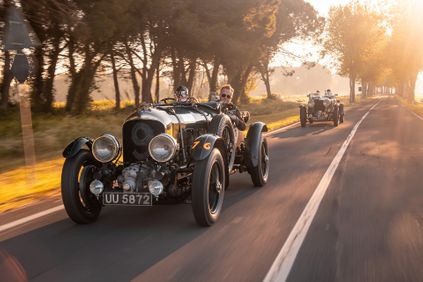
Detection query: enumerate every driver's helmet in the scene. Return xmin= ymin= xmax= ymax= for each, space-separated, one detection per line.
xmin=175 ymin=85 xmax=189 ymax=102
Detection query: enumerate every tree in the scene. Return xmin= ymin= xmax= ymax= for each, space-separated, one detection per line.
xmin=65 ymin=0 xmax=135 ymax=113
xmin=0 ymin=0 xmax=14 ymax=110
xmin=324 ymin=2 xmax=387 ymax=103
xmin=388 ymin=0 xmax=423 ymax=101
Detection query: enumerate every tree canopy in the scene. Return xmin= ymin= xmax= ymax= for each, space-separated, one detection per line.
xmin=0 ymin=0 xmax=323 ymax=113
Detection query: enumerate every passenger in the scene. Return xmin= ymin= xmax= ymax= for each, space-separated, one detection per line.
xmin=325 ymin=89 xmax=333 ymax=96
xmin=219 ymin=84 xmax=247 ymax=131
xmin=175 ymin=85 xmax=190 ymax=103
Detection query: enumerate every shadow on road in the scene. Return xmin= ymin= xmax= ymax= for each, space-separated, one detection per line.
xmin=0 ymin=175 xmax=261 ymax=281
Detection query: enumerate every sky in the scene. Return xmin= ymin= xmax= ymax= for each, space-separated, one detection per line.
xmin=305 ymin=0 xmax=352 ymax=15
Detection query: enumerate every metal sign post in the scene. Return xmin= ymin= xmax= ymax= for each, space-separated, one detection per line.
xmin=4 ymin=6 xmax=39 ymax=176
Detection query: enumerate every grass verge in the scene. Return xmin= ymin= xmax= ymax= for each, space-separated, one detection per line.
xmin=397 ymin=96 xmax=423 ymax=117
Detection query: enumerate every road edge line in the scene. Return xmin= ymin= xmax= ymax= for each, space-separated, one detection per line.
xmin=263 ymin=100 xmax=382 ymax=282
xmin=0 ymin=205 xmax=64 ymax=233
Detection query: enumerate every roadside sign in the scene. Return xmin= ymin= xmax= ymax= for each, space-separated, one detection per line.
xmin=11 ymin=51 xmax=30 ymax=83
xmin=4 ymin=6 xmax=39 ymax=50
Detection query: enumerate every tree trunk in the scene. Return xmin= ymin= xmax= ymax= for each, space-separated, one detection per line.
xmin=261 ymin=70 xmax=272 ymax=99
xmin=0 ymin=50 xmax=13 ymax=109
xmin=73 ymin=61 xmax=101 ymax=114
xmin=349 ymin=74 xmax=356 ymax=103
xmin=228 ymin=65 xmax=252 ymax=105
xmin=66 ymin=49 xmax=103 ymax=113
xmin=368 ymin=82 xmax=375 ymax=97
xmin=141 ymin=52 xmax=161 ymax=104
xmin=170 ymin=47 xmax=180 ymax=88
xmin=43 ymin=37 xmax=61 ymax=112
xmin=155 ymin=64 xmax=160 ymax=102
xmin=186 ymin=58 xmax=197 ymax=94
xmin=209 ymin=60 xmax=220 ymax=100
xmin=259 ymin=61 xmax=272 ymax=99
xmin=110 ymin=50 xmax=121 ymax=110
xmin=361 ymin=79 xmax=368 ymax=98
xmin=68 ymin=34 xmax=77 ymax=80
xmin=409 ymin=72 xmax=418 ymax=102
xmin=229 ymin=69 xmax=242 ymax=104
xmin=240 ymin=65 xmax=252 ymax=104
xmin=65 ymin=36 xmax=77 ymax=112
xmin=31 ymin=45 xmax=45 ymax=111
xmin=125 ymin=42 xmax=140 ymax=107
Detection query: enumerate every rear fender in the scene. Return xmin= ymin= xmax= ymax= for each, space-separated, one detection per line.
xmin=62 ymin=137 xmax=93 ymax=158
xmin=246 ymin=122 xmax=268 ymax=168
xmin=191 ymin=134 xmax=225 ymax=162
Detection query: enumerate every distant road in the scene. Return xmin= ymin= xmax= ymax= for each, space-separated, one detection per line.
xmin=1 ymin=97 xmax=422 ymax=282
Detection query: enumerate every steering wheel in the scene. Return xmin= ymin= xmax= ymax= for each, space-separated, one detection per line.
xmin=160 ymin=97 xmax=176 ymax=104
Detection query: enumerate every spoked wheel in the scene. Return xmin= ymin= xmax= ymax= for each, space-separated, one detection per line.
xmin=339 ymin=104 xmax=344 ymax=123
xmin=333 ymin=106 xmax=339 ymax=127
xmin=221 ymin=125 xmax=235 ymax=169
xmin=249 ymin=137 xmax=270 ymax=187
xmin=300 ymin=107 xmax=307 ymax=127
xmin=61 ymin=149 xmax=102 ymax=224
xmin=192 ymin=148 xmax=226 ymax=226
xmin=208 ymin=114 xmax=235 ymax=188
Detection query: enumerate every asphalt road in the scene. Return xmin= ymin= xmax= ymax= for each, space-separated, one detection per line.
xmin=1 ymin=97 xmax=422 ymax=282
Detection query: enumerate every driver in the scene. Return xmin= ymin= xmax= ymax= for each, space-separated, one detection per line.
xmin=174 ymin=85 xmax=198 ymax=103
xmin=219 ymin=85 xmax=247 ymax=131
xmin=175 ymin=85 xmax=190 ymax=103
xmin=325 ymin=89 xmax=333 ymax=96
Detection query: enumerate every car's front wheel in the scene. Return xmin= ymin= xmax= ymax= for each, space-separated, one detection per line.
xmin=61 ymin=149 xmax=102 ymax=224
xmin=191 ymin=148 xmax=226 ymax=227
xmin=249 ymin=136 xmax=269 ymax=187
xmin=300 ymin=107 xmax=307 ymax=127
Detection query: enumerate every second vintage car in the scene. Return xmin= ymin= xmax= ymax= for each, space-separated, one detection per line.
xmin=61 ymin=100 xmax=269 ymax=226
xmin=299 ymin=92 xmax=344 ymax=127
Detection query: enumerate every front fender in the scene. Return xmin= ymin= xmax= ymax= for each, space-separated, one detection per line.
xmin=62 ymin=137 xmax=93 ymax=158
xmin=191 ymin=134 xmax=225 ymax=161
xmin=246 ymin=122 xmax=268 ymax=167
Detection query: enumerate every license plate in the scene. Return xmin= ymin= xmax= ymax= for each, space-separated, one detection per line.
xmin=102 ymin=192 xmax=152 ymax=206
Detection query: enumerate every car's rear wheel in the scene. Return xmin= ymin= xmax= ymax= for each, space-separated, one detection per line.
xmin=333 ymin=106 xmax=339 ymax=127
xmin=61 ymin=149 xmax=102 ymax=224
xmin=208 ymin=114 xmax=235 ymax=170
xmin=300 ymin=107 xmax=307 ymax=127
xmin=249 ymin=137 xmax=269 ymax=187
xmin=192 ymin=148 xmax=225 ymax=226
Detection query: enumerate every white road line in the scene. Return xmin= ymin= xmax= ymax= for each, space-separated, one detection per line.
xmin=265 ymin=122 xmax=300 ymax=136
xmin=263 ymin=100 xmax=382 ymax=282
xmin=0 ymin=205 xmax=64 ymax=233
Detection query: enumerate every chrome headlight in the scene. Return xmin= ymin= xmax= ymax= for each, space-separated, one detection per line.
xmin=92 ymin=134 xmax=120 ymax=163
xmin=323 ymin=99 xmax=331 ymax=107
xmin=148 ymin=133 xmax=178 ymax=163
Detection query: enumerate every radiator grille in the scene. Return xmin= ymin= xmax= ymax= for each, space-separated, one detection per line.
xmin=123 ymin=120 xmax=165 ymax=163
